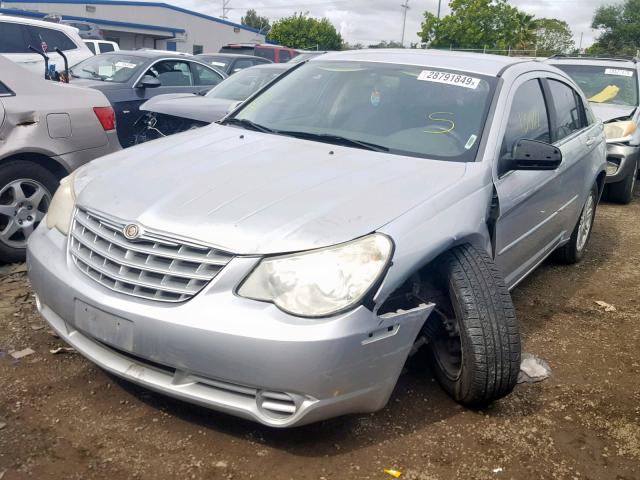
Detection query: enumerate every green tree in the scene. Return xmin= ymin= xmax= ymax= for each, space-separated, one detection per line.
xmin=418 ymin=0 xmax=536 ymax=51
xmin=268 ymin=13 xmax=343 ymax=50
xmin=368 ymin=40 xmax=405 ymax=49
xmin=534 ymin=18 xmax=575 ymax=55
xmin=241 ymin=9 xmax=270 ymax=33
xmin=590 ymin=0 xmax=640 ymax=55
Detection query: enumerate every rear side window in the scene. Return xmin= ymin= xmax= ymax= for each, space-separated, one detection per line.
xmin=279 ymin=49 xmax=291 ymax=62
xmin=0 ymin=22 xmax=32 ymax=53
xmin=99 ymin=42 xmax=115 ymax=53
xmin=547 ymin=80 xmax=585 ymax=141
xmin=29 ymin=26 xmax=78 ymax=52
xmin=232 ymin=58 xmax=254 ymax=72
xmin=85 ymin=42 xmax=96 ymax=54
xmin=254 ymin=47 xmax=275 ymax=62
xmin=0 ymin=81 xmax=14 ymax=97
xmin=502 ymin=79 xmax=551 ymax=157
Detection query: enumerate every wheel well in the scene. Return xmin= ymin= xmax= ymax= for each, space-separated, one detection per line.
xmin=1 ymin=153 xmax=69 ymax=180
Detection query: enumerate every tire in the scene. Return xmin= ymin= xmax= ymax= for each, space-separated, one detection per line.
xmin=425 ymin=244 xmax=521 ymax=407
xmin=0 ymin=160 xmax=59 ymax=263
xmin=554 ymin=183 xmax=598 ymax=265
xmin=607 ymin=159 xmax=637 ymax=204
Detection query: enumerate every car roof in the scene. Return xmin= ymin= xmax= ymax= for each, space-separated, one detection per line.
xmin=0 ymin=14 xmax=79 ymax=34
xmin=107 ymin=49 xmax=195 ymax=59
xmin=198 ymin=53 xmax=265 ymax=60
xmin=313 ymin=49 xmax=532 ymax=77
xmin=545 ymin=56 xmax=638 ymax=69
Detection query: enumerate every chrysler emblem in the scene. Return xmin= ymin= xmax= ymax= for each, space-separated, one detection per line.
xmin=123 ymin=223 xmax=142 ymax=240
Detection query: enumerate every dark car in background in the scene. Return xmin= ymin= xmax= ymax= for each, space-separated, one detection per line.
xmin=135 ymin=63 xmax=290 ymax=143
xmin=69 ymin=50 xmax=227 ymax=147
xmin=219 ymin=43 xmax=298 ymax=63
xmin=196 ymin=53 xmax=271 ymax=75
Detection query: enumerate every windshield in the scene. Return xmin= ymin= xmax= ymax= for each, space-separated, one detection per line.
xmin=70 ymin=54 xmax=146 ymax=82
xmin=207 ymin=67 xmax=284 ymax=101
xmin=554 ymin=64 xmax=639 ymax=107
xmin=231 ymin=61 xmax=496 ymax=161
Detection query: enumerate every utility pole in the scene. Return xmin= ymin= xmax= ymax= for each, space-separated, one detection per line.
xmin=437 ymin=0 xmax=442 ymax=20
xmin=222 ymin=0 xmax=231 ymax=19
xmin=400 ymin=0 xmax=410 ymax=46
xmin=579 ymin=32 xmax=584 ymax=53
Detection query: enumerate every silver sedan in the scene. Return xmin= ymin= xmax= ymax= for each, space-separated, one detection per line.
xmin=27 ymin=50 xmax=606 ymax=427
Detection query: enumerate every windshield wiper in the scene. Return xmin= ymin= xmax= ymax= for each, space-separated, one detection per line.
xmin=80 ymin=68 xmax=106 ymax=81
xmin=276 ymin=131 xmax=390 ymax=153
xmin=222 ymin=117 xmax=274 ymax=133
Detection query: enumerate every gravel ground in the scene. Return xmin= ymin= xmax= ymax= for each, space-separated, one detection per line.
xmin=1 ymin=193 xmax=639 ymax=480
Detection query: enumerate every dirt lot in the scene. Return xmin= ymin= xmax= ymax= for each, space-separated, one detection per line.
xmin=1 ymin=193 xmax=639 ymax=480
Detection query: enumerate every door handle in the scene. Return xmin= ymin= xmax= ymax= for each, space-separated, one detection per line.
xmin=585 ymin=137 xmax=596 ymax=147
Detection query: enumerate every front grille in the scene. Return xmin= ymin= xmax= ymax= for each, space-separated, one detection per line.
xmin=69 ymin=208 xmax=234 ymax=302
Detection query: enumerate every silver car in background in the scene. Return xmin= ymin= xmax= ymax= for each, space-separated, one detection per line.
xmin=548 ymin=56 xmax=640 ymax=204
xmin=28 ymin=50 xmax=606 ymax=427
xmin=0 ymin=57 xmax=120 ymax=262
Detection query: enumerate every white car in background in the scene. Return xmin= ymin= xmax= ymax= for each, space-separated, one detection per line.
xmin=0 ymin=15 xmax=92 ymax=76
xmin=84 ymin=39 xmax=120 ymax=55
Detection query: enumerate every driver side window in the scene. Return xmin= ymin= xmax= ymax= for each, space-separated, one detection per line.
xmin=502 ymin=79 xmax=551 ymax=158
xmin=146 ymin=60 xmax=193 ymax=87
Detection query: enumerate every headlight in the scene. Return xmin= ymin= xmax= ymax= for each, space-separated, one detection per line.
xmin=604 ymin=120 xmax=637 ymax=143
xmin=238 ymin=234 xmax=393 ymax=318
xmin=46 ymin=171 xmax=76 ymax=235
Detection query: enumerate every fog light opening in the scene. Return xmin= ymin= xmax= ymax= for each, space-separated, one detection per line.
xmin=256 ymin=391 xmax=298 ymax=420
xmin=607 ymin=158 xmax=621 ymax=176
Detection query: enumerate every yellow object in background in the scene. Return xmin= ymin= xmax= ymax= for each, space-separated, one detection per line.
xmin=384 ymin=469 xmax=402 ymax=478
xmin=589 ymin=85 xmax=620 ymax=103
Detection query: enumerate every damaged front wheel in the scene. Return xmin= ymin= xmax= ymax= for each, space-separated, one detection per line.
xmin=425 ymin=244 xmax=521 ymax=406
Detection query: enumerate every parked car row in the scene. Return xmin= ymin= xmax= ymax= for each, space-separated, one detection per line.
xmin=20 ymin=48 xmax=614 ymax=428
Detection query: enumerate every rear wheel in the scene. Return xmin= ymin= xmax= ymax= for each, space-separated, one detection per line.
xmin=0 ymin=161 xmax=58 ymax=263
xmin=607 ymin=159 xmax=637 ymax=204
xmin=425 ymin=244 xmax=521 ymax=406
xmin=554 ymin=183 xmax=598 ymax=265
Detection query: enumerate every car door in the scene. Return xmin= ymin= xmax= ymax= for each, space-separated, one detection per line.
xmin=120 ymin=59 xmax=199 ymax=146
xmin=492 ymin=74 xmax=594 ymax=288
xmin=190 ymin=62 xmax=225 ymax=93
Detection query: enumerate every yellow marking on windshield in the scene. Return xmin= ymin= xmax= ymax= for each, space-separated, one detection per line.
xmin=590 ymin=85 xmax=620 ymax=103
xmin=424 ymin=112 xmax=455 ymax=134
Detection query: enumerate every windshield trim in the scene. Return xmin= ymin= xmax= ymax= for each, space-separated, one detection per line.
xmin=225 ymin=60 xmax=499 ymax=163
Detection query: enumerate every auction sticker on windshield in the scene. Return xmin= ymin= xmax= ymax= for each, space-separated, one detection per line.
xmin=605 ymin=68 xmax=634 ymax=77
xmin=418 ymin=70 xmax=481 ymax=89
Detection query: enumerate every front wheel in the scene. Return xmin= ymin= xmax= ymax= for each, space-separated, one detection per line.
xmin=554 ymin=184 xmax=598 ymax=264
xmin=0 ymin=161 xmax=58 ymax=263
xmin=425 ymin=244 xmax=521 ymax=407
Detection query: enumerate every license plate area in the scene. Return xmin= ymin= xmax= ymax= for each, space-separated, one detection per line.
xmin=73 ymin=300 xmax=134 ymax=351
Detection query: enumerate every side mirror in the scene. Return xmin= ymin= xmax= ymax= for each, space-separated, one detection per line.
xmin=136 ymin=75 xmax=161 ymax=89
xmin=506 ymin=139 xmax=562 ymax=172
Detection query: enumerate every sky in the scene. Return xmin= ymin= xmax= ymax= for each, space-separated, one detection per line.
xmin=176 ymin=0 xmax=608 ymax=49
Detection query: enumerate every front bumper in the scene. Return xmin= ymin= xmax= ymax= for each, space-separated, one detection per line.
xmin=605 ymin=143 xmax=640 ymax=184
xmin=27 ymin=225 xmax=431 ymax=427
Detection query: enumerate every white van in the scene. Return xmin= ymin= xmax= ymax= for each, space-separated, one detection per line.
xmin=83 ymin=39 xmax=120 ymax=55
xmin=0 ymin=15 xmax=92 ymax=76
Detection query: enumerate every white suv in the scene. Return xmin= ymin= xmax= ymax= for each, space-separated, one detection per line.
xmin=0 ymin=15 xmax=92 ymax=76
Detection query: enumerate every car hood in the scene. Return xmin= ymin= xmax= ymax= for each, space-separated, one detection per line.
xmin=140 ymin=94 xmax=232 ymax=123
xmin=76 ymin=124 xmax=468 ymax=255
xmin=590 ymin=103 xmax=637 ymax=122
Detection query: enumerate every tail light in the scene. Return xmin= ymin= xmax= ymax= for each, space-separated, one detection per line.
xmin=93 ymin=106 xmax=116 ymax=131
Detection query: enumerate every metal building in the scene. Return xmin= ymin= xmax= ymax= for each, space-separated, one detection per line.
xmin=0 ymin=0 xmax=267 ymax=53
